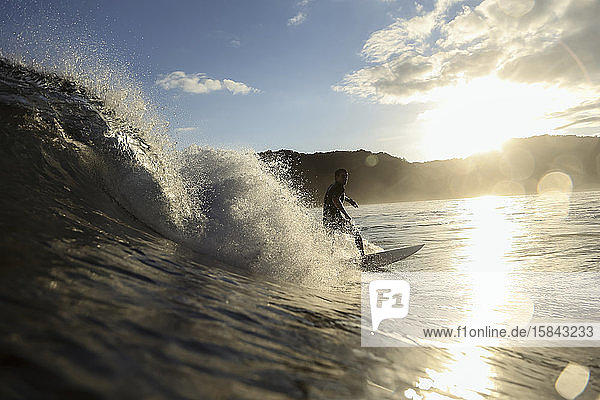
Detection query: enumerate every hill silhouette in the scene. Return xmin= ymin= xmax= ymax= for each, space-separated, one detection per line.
xmin=259 ymin=135 xmax=600 ymax=205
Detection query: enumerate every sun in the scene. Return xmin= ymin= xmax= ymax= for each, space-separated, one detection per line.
xmin=417 ymin=76 xmax=584 ymax=160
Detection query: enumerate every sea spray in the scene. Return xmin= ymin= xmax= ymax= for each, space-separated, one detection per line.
xmin=176 ymin=145 xmax=348 ymax=281
xmin=0 ymin=56 xmax=359 ymax=284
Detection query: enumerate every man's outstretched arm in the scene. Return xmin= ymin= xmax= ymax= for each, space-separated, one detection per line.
xmin=333 ymin=198 xmax=352 ymax=220
xmin=344 ymin=195 xmax=358 ymax=208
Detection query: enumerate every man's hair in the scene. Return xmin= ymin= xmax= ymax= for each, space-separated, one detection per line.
xmin=335 ymin=168 xmax=348 ymax=178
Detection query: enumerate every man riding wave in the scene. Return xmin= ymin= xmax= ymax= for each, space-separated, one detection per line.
xmin=323 ymin=168 xmax=365 ymax=257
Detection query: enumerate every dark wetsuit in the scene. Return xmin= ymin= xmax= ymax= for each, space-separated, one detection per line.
xmin=323 ymin=182 xmax=364 ymax=255
xmin=323 ymin=182 xmax=345 ymax=232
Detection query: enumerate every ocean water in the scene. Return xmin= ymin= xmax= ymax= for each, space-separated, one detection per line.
xmin=1 ymin=58 xmax=599 ymax=399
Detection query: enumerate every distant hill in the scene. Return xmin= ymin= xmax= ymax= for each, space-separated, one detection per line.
xmin=259 ymin=135 xmax=600 ymax=205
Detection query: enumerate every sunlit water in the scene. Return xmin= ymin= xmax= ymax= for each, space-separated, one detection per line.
xmin=3 ymin=191 xmax=600 ymax=399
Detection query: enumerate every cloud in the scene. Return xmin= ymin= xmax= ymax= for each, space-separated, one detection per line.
xmin=213 ymin=30 xmax=242 ymax=48
xmin=156 ymin=71 xmax=260 ymax=95
xmin=222 ymin=79 xmax=256 ymax=95
xmin=288 ymin=11 xmax=306 ymax=26
xmin=288 ymin=0 xmax=313 ymax=26
xmin=333 ymin=0 xmax=600 ymax=127
xmin=548 ymin=98 xmax=600 ymax=129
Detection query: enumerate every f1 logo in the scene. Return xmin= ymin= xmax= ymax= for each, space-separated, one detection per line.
xmin=369 ymin=280 xmax=410 ymax=331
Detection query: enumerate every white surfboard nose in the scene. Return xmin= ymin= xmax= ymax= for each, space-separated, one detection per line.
xmin=361 ymin=244 xmax=424 ymax=271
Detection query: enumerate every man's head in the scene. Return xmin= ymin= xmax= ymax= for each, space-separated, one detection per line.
xmin=334 ymin=168 xmax=348 ymax=185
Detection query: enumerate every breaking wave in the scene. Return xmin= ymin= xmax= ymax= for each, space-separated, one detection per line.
xmin=0 ymin=56 xmax=360 ymax=283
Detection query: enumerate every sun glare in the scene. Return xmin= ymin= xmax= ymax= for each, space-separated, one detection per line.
xmin=418 ymin=76 xmax=585 ymax=160
xmin=408 ymin=348 xmax=496 ymax=400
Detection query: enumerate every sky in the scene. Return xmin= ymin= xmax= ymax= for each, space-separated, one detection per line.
xmin=1 ymin=0 xmax=599 ymax=161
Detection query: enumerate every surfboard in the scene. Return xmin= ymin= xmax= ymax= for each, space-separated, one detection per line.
xmin=360 ymin=244 xmax=424 ymax=271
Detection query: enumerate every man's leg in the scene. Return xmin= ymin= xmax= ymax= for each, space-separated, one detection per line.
xmin=341 ymin=220 xmax=365 ymax=257
xmin=323 ymin=217 xmax=336 ymax=255
xmin=352 ymin=226 xmax=365 ymax=257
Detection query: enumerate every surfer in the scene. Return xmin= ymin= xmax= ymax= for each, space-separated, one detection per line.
xmin=323 ymin=168 xmax=365 ymax=257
